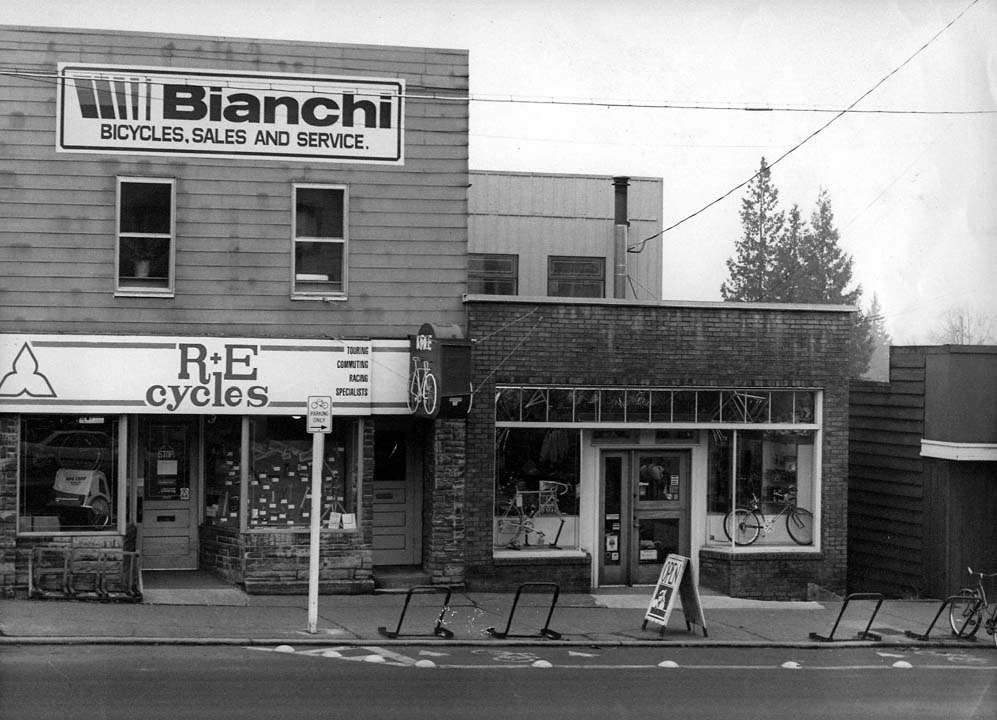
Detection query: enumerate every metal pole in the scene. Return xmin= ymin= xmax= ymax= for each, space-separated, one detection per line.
xmin=307 ymin=430 xmax=325 ymax=633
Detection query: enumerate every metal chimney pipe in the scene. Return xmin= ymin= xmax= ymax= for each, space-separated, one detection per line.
xmin=612 ymin=176 xmax=630 ymax=299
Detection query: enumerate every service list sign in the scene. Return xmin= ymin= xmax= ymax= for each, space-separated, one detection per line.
xmin=57 ymin=64 xmax=404 ymax=164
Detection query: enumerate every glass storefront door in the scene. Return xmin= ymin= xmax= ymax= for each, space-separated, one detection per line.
xmin=599 ymin=450 xmax=690 ymax=585
xmin=136 ymin=417 xmax=199 ymax=570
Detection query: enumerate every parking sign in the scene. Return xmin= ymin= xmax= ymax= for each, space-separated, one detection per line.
xmin=306 ymin=396 xmax=332 ymax=433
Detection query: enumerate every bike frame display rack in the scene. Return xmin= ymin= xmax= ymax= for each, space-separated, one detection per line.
xmin=486 ymin=582 xmax=562 ymax=640
xmin=809 ymin=593 xmax=885 ymax=642
xmin=377 ymin=585 xmax=455 ymax=639
xmin=904 ymin=593 xmax=983 ymax=641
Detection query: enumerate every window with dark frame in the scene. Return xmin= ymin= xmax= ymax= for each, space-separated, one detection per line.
xmin=294 ymin=185 xmax=347 ymax=297
xmin=117 ymin=178 xmax=174 ymax=294
xmin=469 ymin=253 xmax=519 ymax=295
xmin=547 ymin=255 xmax=605 ymax=298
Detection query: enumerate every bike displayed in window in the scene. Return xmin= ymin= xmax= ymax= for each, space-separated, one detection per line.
xmin=723 ymin=487 xmax=814 ymax=545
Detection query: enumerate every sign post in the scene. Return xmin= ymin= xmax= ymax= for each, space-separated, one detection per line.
xmin=306 ymin=396 xmax=332 ymax=634
xmin=642 ymin=553 xmax=708 ymax=637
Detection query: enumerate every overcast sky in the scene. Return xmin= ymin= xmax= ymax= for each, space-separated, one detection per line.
xmin=7 ymin=0 xmax=995 ymax=342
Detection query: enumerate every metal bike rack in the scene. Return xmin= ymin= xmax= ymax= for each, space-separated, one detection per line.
xmin=486 ymin=582 xmax=562 ymax=640
xmin=28 ymin=546 xmax=72 ymax=599
xmin=809 ymin=592 xmax=885 ymax=642
xmin=377 ymin=585 xmax=455 ymax=639
xmin=904 ymin=593 xmax=984 ymax=642
xmin=99 ymin=550 xmax=143 ymax=602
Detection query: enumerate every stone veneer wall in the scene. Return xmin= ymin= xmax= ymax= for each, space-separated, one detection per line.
xmin=0 ymin=415 xmax=16 ymax=594
xmin=421 ymin=418 xmax=466 ymax=586
xmin=240 ymin=419 xmax=376 ymax=594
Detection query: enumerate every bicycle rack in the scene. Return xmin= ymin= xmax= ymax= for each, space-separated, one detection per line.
xmin=27 ymin=546 xmax=142 ymax=602
xmin=28 ymin=546 xmax=72 ymax=599
xmin=809 ymin=592 xmax=885 ymax=642
xmin=486 ymin=582 xmax=562 ymax=640
xmin=904 ymin=593 xmax=984 ymax=641
xmin=377 ymin=585 xmax=455 ymax=639
xmin=99 ymin=550 xmax=143 ymax=602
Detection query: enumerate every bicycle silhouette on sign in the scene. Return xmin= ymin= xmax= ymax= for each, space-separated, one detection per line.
xmin=407 ymin=357 xmax=438 ymax=415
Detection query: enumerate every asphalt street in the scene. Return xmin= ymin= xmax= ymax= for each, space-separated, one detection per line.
xmin=2 ymin=644 xmax=994 ymax=720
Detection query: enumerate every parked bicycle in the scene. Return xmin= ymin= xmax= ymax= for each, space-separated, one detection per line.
xmin=948 ymin=567 xmax=997 ymax=646
xmin=723 ymin=487 xmax=814 ymax=545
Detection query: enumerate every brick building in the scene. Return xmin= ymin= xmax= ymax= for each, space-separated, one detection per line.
xmin=462 ymin=299 xmax=853 ymax=599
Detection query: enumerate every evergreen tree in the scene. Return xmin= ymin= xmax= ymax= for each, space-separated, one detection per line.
xmin=722 ymin=162 xmax=876 ymax=377
xmin=721 ymin=157 xmax=784 ymax=301
xmin=863 ymin=294 xmax=892 ymax=380
xmin=771 ymin=203 xmax=806 ymax=302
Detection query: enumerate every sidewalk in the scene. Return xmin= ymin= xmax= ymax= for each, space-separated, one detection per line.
xmin=1 ymin=587 xmax=988 ymax=648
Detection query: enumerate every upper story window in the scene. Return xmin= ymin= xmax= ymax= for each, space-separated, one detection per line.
xmin=293 ymin=185 xmax=347 ymax=299
xmin=469 ymin=253 xmax=518 ymax=295
xmin=116 ymin=177 xmax=175 ymax=296
xmin=548 ymin=256 xmax=605 ymax=298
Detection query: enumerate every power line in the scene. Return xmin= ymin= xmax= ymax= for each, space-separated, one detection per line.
xmin=2 ymin=70 xmax=993 ymax=117
xmin=627 ymin=0 xmax=986 ymax=254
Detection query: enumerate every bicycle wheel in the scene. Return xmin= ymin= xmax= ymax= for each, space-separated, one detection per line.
xmin=422 ymin=372 xmax=438 ymax=416
xmin=723 ymin=508 xmax=761 ymax=545
xmin=786 ymin=508 xmax=814 ymax=545
xmin=948 ymin=590 xmax=982 ymax=638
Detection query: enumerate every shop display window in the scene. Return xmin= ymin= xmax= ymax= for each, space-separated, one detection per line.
xmin=707 ymin=429 xmax=816 ymax=547
xmin=18 ymin=415 xmax=119 ymax=533
xmin=248 ymin=416 xmax=354 ymax=531
xmin=494 ymin=428 xmax=580 ymax=551
xmin=204 ymin=416 xmax=243 ymax=528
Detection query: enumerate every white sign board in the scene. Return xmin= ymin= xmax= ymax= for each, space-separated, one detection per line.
xmin=643 ymin=553 xmax=708 ymax=637
xmin=306 ymin=396 xmax=332 ymax=433
xmin=57 ymin=64 xmax=404 ymax=164
xmin=0 ymin=334 xmax=372 ymax=415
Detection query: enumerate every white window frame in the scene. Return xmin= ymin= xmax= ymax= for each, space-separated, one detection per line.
xmin=291 ymin=183 xmax=348 ymax=300
xmin=115 ymin=176 xmax=176 ymax=298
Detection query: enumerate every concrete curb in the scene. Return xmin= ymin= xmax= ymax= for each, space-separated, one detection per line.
xmin=1 ymin=636 xmax=989 ymax=649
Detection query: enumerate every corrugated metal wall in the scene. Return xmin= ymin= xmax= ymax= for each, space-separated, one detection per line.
xmin=0 ymin=26 xmax=469 ymax=338
xmin=468 ymin=171 xmax=663 ymax=299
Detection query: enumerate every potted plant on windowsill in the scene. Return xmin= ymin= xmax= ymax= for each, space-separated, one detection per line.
xmin=125 ymin=243 xmax=160 ymax=279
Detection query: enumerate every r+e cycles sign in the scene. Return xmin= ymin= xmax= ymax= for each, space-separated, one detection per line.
xmin=0 ymin=335 xmax=371 ymax=416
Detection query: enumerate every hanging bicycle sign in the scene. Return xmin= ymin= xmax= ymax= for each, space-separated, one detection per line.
xmin=407 ymin=357 xmax=438 ymax=416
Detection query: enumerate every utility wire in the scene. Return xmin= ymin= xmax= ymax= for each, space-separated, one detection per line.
xmin=2 ymin=69 xmax=993 ymax=116
xmin=628 ymin=0 xmax=985 ymax=254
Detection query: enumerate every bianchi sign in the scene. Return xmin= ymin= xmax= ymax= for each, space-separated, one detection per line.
xmin=56 ymin=63 xmax=405 ymax=164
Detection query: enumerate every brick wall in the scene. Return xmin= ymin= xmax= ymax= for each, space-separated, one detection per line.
xmin=464 ymin=299 xmax=852 ymax=597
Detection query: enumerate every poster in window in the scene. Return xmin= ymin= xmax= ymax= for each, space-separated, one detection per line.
xmin=146 ymin=425 xmax=187 ymax=500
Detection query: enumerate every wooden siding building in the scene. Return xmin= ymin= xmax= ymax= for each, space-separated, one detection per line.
xmin=849 ymin=346 xmax=997 ymax=598
xmin=1 ymin=25 xmax=470 ymax=595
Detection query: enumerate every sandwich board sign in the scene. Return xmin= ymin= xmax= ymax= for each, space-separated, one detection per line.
xmin=642 ymin=553 xmax=708 ymax=637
